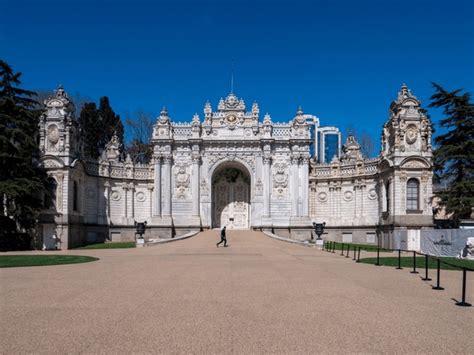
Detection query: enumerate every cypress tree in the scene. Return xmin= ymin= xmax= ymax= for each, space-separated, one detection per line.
xmin=98 ymin=96 xmax=124 ymax=149
xmin=0 ymin=60 xmax=48 ymax=235
xmin=78 ymin=102 xmax=101 ymax=159
xmin=78 ymin=97 xmax=123 ymax=160
xmin=430 ymin=83 xmax=474 ymax=222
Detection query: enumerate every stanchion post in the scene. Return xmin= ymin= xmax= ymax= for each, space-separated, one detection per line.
xmin=396 ymin=249 xmax=402 ymax=270
xmin=432 ymin=258 xmax=444 ymax=290
xmin=346 ymin=245 xmax=350 ymax=258
xmin=332 ymin=242 xmax=336 ymax=253
xmin=356 ymin=247 xmax=361 ymax=263
xmin=340 ymin=243 xmax=345 ymax=256
xmin=422 ymin=254 xmax=432 ymax=281
xmin=375 ymin=247 xmax=381 ymax=266
xmin=410 ymin=251 xmax=419 ymax=274
xmin=455 ymin=268 xmax=472 ymax=307
xmin=353 ymin=245 xmax=356 ymax=261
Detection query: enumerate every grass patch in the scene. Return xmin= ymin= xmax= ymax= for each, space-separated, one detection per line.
xmin=327 ymin=242 xmax=391 ymax=252
xmin=0 ymin=255 xmax=99 ymax=268
xmin=76 ymin=241 xmax=136 ymax=249
xmin=359 ymin=256 xmax=474 ymax=270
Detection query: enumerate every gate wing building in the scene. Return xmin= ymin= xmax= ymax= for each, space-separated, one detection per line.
xmin=38 ymin=85 xmax=433 ymax=249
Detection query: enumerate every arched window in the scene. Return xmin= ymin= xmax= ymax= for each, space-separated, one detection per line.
xmin=73 ymin=181 xmax=78 ymax=211
xmin=385 ymin=181 xmax=390 ymax=212
xmin=407 ymin=178 xmax=420 ymax=211
xmin=44 ymin=177 xmax=57 ymax=209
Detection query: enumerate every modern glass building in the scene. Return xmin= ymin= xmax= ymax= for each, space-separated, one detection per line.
xmin=320 ymin=128 xmax=341 ymax=163
xmin=305 ymin=116 xmax=342 ymax=163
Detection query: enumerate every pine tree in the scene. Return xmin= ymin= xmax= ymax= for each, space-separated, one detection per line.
xmin=430 ymin=83 xmax=474 ymax=221
xmin=0 ymin=60 xmax=48 ymax=235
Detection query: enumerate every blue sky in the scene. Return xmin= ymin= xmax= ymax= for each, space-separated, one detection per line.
xmin=1 ymin=0 xmax=473 ymax=150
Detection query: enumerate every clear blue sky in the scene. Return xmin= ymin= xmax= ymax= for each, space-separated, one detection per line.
xmin=1 ymin=0 xmax=473 ymax=149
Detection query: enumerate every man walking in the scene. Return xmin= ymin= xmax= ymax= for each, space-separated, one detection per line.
xmin=216 ymin=226 xmax=227 ymax=247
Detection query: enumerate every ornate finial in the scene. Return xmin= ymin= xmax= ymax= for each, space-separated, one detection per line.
xmin=263 ymin=113 xmax=272 ymax=124
xmin=297 ymin=106 xmax=304 ymax=116
xmin=252 ymin=101 xmax=259 ymax=114
xmin=192 ymin=113 xmax=200 ymax=124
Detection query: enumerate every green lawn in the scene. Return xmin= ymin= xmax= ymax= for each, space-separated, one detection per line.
xmin=76 ymin=241 xmax=136 ymax=249
xmin=359 ymin=256 xmax=474 ymax=270
xmin=0 ymin=255 xmax=99 ymax=268
xmin=325 ymin=242 xmax=391 ymax=252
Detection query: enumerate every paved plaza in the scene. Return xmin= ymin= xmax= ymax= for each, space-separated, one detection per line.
xmin=1 ymin=231 xmax=473 ymax=354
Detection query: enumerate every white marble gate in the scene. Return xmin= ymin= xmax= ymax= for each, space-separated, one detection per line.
xmin=212 ymin=168 xmax=250 ymax=229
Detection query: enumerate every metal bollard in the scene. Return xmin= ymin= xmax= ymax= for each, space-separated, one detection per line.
xmin=340 ymin=243 xmax=345 ymax=256
xmin=353 ymin=245 xmax=356 ymax=261
xmin=432 ymin=259 xmax=444 ymax=290
xmin=375 ymin=247 xmax=381 ymax=266
xmin=346 ymin=245 xmax=350 ymax=258
xmin=396 ymin=249 xmax=403 ymax=270
xmin=421 ymin=254 xmax=432 ymax=281
xmin=332 ymin=242 xmax=336 ymax=253
xmin=410 ymin=251 xmax=419 ymax=274
xmin=455 ymin=268 xmax=472 ymax=307
xmin=356 ymin=247 xmax=361 ymax=263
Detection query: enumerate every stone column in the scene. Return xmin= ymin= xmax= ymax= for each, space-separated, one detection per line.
xmin=300 ymin=157 xmax=309 ymax=217
xmin=263 ymin=155 xmax=271 ymax=217
xmin=163 ymin=155 xmax=172 ymax=216
xmin=123 ymin=185 xmax=128 ymax=219
xmin=153 ymin=156 xmax=161 ymax=217
xmin=291 ymin=156 xmax=299 ymax=217
xmin=104 ymin=181 xmax=110 ymax=223
xmin=129 ymin=183 xmax=135 ymax=219
xmin=148 ymin=184 xmax=154 ymax=219
xmin=192 ymin=155 xmax=201 ymax=216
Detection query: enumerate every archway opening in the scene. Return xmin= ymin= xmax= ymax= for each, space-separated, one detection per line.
xmin=211 ymin=163 xmax=251 ymax=229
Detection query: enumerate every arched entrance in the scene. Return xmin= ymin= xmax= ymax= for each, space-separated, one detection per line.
xmin=212 ymin=163 xmax=250 ymax=229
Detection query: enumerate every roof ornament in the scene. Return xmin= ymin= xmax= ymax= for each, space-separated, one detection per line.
xmin=158 ymin=106 xmax=170 ymax=124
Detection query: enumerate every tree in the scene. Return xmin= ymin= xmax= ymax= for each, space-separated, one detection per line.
xmin=360 ymin=132 xmax=375 ymax=158
xmin=78 ymin=96 xmax=124 ymax=160
xmin=79 ymin=102 xmax=101 ymax=159
xmin=125 ymin=110 xmax=154 ymax=163
xmin=429 ymin=83 xmax=474 ymax=221
xmin=98 ymin=96 xmax=124 ymax=149
xmin=0 ymin=60 xmax=48 ymax=236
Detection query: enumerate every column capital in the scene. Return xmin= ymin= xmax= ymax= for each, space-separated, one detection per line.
xmin=163 ymin=154 xmax=173 ymax=164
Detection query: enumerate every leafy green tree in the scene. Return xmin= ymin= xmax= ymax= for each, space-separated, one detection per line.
xmin=78 ymin=97 xmax=124 ymax=159
xmin=430 ymin=83 xmax=474 ymax=221
xmin=0 ymin=60 xmax=48 ymax=235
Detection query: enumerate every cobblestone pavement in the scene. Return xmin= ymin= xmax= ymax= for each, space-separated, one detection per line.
xmin=1 ymin=230 xmax=473 ymax=354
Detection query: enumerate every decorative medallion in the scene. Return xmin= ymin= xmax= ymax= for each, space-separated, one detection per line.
xmin=343 ymin=191 xmax=353 ymax=202
xmin=111 ymin=190 xmax=121 ymax=201
xmin=406 ymin=125 xmax=418 ymax=144
xmin=318 ymin=192 xmax=328 ymax=202
xmin=47 ymin=125 xmax=59 ymax=144
xmin=136 ymin=192 xmax=146 ymax=202
xmin=368 ymin=188 xmax=377 ymax=200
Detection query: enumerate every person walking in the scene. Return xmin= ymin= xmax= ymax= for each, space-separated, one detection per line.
xmin=216 ymin=226 xmax=227 ymax=247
